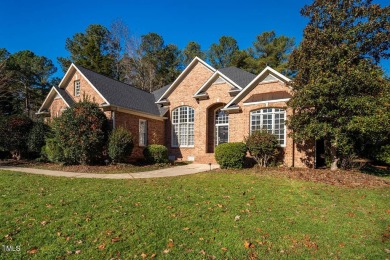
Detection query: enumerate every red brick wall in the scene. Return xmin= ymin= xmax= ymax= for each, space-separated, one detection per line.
xmin=46 ymin=97 xmax=67 ymax=123
xmin=164 ymin=66 xmax=313 ymax=166
xmin=115 ymin=111 xmax=165 ymax=160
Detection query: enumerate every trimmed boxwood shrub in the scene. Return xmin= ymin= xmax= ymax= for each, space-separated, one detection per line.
xmin=215 ymin=142 xmax=247 ymax=169
xmin=108 ymin=127 xmax=134 ymax=163
xmin=143 ymin=144 xmax=169 ymax=164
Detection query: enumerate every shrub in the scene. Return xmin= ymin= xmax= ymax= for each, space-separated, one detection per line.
xmin=51 ymin=100 xmax=109 ymax=165
xmin=108 ymin=127 xmax=134 ymax=163
xmin=28 ymin=121 xmax=51 ymax=157
xmin=143 ymin=144 xmax=169 ymax=164
xmin=215 ymin=142 xmax=247 ymax=169
xmin=374 ymin=145 xmax=390 ymax=165
xmin=245 ymin=130 xmax=280 ymax=167
xmin=43 ymin=138 xmax=64 ymax=162
xmin=2 ymin=115 xmax=33 ymax=160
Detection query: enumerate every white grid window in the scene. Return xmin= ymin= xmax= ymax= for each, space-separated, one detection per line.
xmin=172 ymin=106 xmax=194 ymax=147
xmin=250 ymin=108 xmax=286 ymax=146
xmin=215 ymin=109 xmax=229 ymax=124
xmin=139 ymin=120 xmax=147 ymax=147
xmin=74 ymin=80 xmax=80 ymax=96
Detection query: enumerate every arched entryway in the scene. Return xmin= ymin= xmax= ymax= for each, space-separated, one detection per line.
xmin=207 ymin=103 xmax=229 ymax=153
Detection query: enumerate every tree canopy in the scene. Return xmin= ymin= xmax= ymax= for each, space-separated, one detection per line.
xmin=208 ymin=36 xmax=239 ymax=68
xmin=1 ymin=49 xmax=57 ymax=117
xmin=58 ymin=24 xmax=118 ymax=78
xmin=181 ymin=41 xmax=205 ymax=66
xmin=288 ymin=0 xmax=390 ymax=170
xmin=245 ymin=31 xmax=295 ymax=74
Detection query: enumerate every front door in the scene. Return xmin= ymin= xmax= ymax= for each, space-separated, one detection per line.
xmin=217 ymin=125 xmax=229 ymax=145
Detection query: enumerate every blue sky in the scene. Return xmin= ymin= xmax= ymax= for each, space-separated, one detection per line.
xmin=1 ymin=0 xmax=389 ymax=77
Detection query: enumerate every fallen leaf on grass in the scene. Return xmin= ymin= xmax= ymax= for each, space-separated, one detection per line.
xmin=150 ymin=253 xmax=157 ymax=258
xmin=75 ymin=250 xmax=81 ymax=254
xmin=40 ymin=221 xmax=49 ymax=226
xmin=141 ymin=253 xmax=147 ymax=258
xmin=244 ymin=241 xmax=255 ymax=249
xmin=234 ymin=215 xmax=240 ymax=221
xmin=183 ymin=227 xmax=190 ymax=231
xmin=98 ymin=243 xmax=105 ymax=250
xmin=221 ymin=247 xmax=228 ymax=251
xmin=27 ymin=247 xmax=38 ymax=254
xmin=163 ymin=249 xmax=170 ymax=254
xmin=111 ymin=237 xmax=121 ymax=243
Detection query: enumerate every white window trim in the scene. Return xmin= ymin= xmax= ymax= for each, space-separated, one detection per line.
xmin=74 ymin=80 xmax=80 ymax=97
xmin=139 ymin=119 xmax=147 ymax=147
xmin=250 ymin=108 xmax=286 ymax=147
xmin=214 ymin=108 xmax=229 ymax=146
xmin=171 ymin=106 xmax=195 ymax=148
xmin=243 ymin=98 xmax=291 ymax=106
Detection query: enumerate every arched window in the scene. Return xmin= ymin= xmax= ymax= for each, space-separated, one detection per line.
xmin=172 ymin=106 xmax=195 ymax=147
xmin=215 ymin=108 xmax=229 ymax=146
xmin=250 ymin=108 xmax=286 ymax=146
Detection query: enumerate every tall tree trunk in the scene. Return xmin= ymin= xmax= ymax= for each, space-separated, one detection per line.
xmin=330 ymin=143 xmax=339 ymax=171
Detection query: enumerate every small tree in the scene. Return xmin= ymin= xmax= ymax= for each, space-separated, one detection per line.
xmin=108 ymin=127 xmax=134 ymax=163
xmin=288 ymin=0 xmax=390 ymax=170
xmin=245 ymin=130 xmax=280 ymax=167
xmin=51 ymin=100 xmax=109 ymax=165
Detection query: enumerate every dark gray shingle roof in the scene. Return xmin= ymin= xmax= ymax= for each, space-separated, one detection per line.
xmin=218 ymin=67 xmax=257 ymax=88
xmin=152 ymin=84 xmax=171 ymax=101
xmin=75 ymin=65 xmax=161 ymax=116
xmin=54 ymin=85 xmax=74 ymax=107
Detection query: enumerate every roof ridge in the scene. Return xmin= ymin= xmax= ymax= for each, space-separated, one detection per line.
xmin=218 ymin=66 xmax=257 ymax=77
xmin=74 ymin=64 xmax=153 ymax=95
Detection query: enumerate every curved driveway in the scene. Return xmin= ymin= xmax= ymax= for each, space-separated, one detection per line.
xmin=0 ymin=164 xmax=220 ymax=179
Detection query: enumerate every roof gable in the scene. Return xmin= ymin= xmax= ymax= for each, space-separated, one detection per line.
xmin=37 ymin=86 xmax=74 ymax=114
xmin=58 ymin=64 xmax=109 ymax=104
xmin=193 ymin=67 xmax=257 ymax=98
xmin=223 ymin=66 xmax=291 ymax=111
xmin=156 ymin=57 xmax=216 ymax=104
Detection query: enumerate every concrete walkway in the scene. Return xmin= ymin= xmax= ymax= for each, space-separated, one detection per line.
xmin=0 ymin=164 xmax=220 ymax=179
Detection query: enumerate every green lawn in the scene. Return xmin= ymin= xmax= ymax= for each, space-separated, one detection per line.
xmin=0 ymin=170 xmax=389 ymax=259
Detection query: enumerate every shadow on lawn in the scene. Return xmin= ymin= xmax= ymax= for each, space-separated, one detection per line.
xmin=360 ymin=164 xmax=390 ymax=177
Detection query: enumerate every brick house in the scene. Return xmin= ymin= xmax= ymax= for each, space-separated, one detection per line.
xmin=37 ymin=57 xmax=314 ymax=167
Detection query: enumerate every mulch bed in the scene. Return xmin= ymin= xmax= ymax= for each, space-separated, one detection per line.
xmin=261 ymin=167 xmax=390 ymax=188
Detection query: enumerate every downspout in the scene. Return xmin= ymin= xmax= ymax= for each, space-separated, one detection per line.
xmin=291 ymin=108 xmax=295 ymax=168
xmin=112 ymin=111 xmax=116 ymax=129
